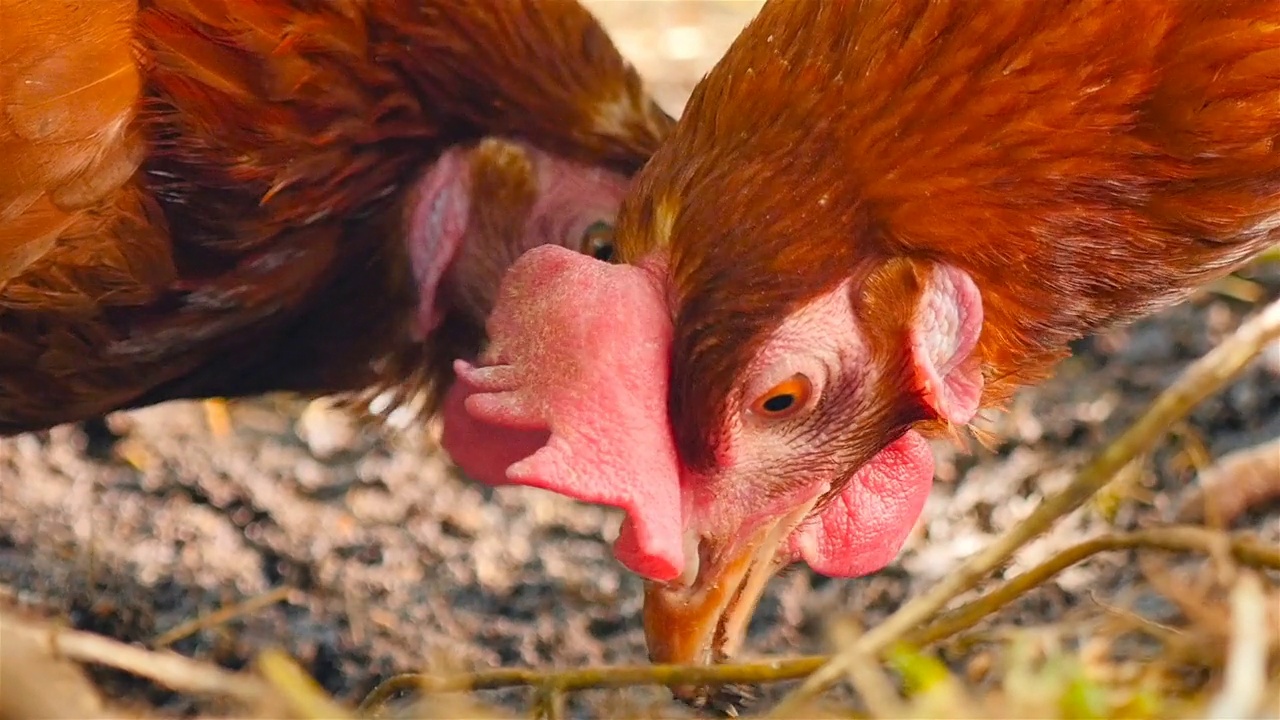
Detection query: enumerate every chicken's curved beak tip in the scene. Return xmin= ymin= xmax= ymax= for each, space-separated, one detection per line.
xmin=641 ymin=505 xmax=821 ymax=708
xmin=642 ymin=581 xmax=721 ymax=667
xmin=669 ymin=681 xmax=757 ymax=715
xmin=640 ymin=534 xmax=780 ymax=702
xmin=644 ymin=584 xmax=762 ymax=714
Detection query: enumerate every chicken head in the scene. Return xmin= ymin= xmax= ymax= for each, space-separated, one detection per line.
xmin=440 ymin=242 xmax=985 ymax=674
xmin=402 ymin=136 xmax=639 ymax=411
xmin=407 ymin=137 xmax=630 ymax=338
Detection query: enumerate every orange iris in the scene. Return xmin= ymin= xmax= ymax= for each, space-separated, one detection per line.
xmin=749 ymin=373 xmax=812 ymax=419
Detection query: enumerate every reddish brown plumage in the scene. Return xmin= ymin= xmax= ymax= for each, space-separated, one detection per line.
xmin=0 ymin=0 xmax=670 ymax=433
xmin=618 ymin=0 xmax=1280 ymax=468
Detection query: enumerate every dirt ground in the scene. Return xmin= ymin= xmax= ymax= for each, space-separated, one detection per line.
xmin=3 ymin=3 xmax=1279 ymax=718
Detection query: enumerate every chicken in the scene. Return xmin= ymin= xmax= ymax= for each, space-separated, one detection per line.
xmin=0 ymin=0 xmax=670 ymax=435
xmin=441 ymin=0 xmax=1280 ymax=687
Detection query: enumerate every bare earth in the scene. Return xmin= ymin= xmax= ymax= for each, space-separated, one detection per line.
xmin=2 ymin=3 xmax=1278 ymax=717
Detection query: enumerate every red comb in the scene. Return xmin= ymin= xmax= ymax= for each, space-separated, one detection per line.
xmin=440 ymin=245 xmax=685 ymax=581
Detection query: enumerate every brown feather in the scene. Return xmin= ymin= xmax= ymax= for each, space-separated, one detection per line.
xmin=617 ymin=0 xmax=1280 ymax=468
xmin=0 ymin=0 xmax=670 ymax=433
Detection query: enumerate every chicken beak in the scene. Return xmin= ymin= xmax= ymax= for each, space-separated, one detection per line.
xmin=641 ymin=498 xmax=820 ymax=702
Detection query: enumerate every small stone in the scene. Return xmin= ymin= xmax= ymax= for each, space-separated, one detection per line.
xmin=295 ymin=399 xmax=362 ymax=460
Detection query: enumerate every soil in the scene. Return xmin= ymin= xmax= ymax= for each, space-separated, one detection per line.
xmin=2 ymin=3 xmax=1278 ymax=717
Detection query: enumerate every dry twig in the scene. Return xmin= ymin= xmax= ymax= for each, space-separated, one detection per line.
xmin=356 ymin=657 xmax=829 ymax=716
xmin=203 ymin=398 xmax=235 ymax=439
xmin=1 ymin=609 xmax=266 ymax=704
xmin=1139 ymin=558 xmax=1236 ymax=643
xmin=906 ymin=527 xmax=1280 ymax=648
xmin=255 ymin=649 xmax=355 ymax=719
xmin=353 ymin=525 xmax=1276 ymax=716
xmin=1 ymin=609 xmax=372 ymax=720
xmin=1177 ymin=436 xmax=1280 ymax=527
xmin=153 ymin=586 xmax=296 ymax=649
xmin=824 ymin=620 xmax=907 ymax=718
xmin=1202 ymin=573 xmax=1271 ymax=720
xmin=0 ymin=612 xmax=122 ymax=720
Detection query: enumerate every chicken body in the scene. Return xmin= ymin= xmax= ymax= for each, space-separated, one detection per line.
xmin=0 ymin=0 xmax=669 ymax=433
xmin=443 ymin=0 xmax=1280 ymax=683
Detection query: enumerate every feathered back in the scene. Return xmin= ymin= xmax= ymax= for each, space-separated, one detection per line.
xmin=1 ymin=1 xmax=168 ymax=305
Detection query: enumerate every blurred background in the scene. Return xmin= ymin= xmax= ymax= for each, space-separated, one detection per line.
xmin=587 ymin=1 xmax=763 ymax=114
xmin=1 ymin=2 xmax=1276 ymax=717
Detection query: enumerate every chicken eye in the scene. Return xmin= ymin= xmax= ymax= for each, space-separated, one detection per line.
xmin=580 ymin=220 xmax=616 ymax=262
xmin=749 ymin=373 xmax=813 ymax=419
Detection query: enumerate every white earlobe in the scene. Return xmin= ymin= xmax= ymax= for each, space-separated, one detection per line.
xmin=908 ymin=264 xmax=984 ymax=424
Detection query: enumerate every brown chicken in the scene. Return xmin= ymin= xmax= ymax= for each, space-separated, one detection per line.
xmin=0 ymin=0 xmax=670 ymax=435
xmin=441 ymin=0 xmax=1280 ymax=692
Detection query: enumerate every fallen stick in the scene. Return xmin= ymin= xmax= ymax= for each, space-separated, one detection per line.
xmin=904 ymin=526 xmax=1280 ymax=648
xmin=357 ymin=523 xmax=1280 ymax=715
xmin=356 ymin=657 xmax=829 ymax=714
xmin=153 ymin=585 xmax=296 ymax=649
xmin=1 ymin=609 xmax=365 ymax=720
xmin=52 ymin=624 xmax=265 ymax=702
xmin=1202 ymin=573 xmax=1270 ymax=720
xmin=1176 ymin=435 xmax=1280 ymax=527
